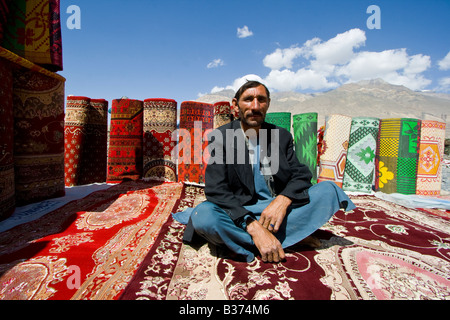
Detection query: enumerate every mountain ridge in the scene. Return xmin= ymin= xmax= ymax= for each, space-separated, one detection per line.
xmin=197 ymin=79 xmax=450 ymax=138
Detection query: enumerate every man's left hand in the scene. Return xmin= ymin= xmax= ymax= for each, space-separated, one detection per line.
xmin=259 ymin=195 xmax=292 ymax=233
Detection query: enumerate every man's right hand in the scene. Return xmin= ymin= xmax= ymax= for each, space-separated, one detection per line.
xmin=246 ymin=219 xmax=285 ymax=263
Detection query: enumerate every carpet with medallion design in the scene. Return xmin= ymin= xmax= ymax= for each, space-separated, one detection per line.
xmin=120 ymin=184 xmax=450 ymax=300
xmin=1 ymin=181 xmax=449 ymax=300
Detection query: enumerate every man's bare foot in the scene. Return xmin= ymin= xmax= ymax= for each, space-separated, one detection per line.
xmin=298 ymin=235 xmax=321 ymax=248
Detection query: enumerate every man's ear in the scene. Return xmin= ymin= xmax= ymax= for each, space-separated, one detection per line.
xmin=232 ymin=98 xmax=240 ymax=114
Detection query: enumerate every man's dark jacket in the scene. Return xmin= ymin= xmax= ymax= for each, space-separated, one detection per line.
xmin=183 ymin=119 xmax=313 ymax=242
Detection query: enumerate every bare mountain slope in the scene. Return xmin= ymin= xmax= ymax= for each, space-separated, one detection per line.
xmin=197 ymin=79 xmax=449 ymax=137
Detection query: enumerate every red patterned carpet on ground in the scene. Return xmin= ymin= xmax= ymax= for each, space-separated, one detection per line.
xmin=0 ymin=180 xmax=182 ymax=300
xmin=120 ymin=184 xmax=450 ymax=300
xmin=1 ymin=182 xmax=449 ymax=300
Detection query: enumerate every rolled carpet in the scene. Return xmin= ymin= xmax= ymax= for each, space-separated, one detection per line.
xmin=342 ymin=117 xmax=380 ymax=193
xmin=375 ymin=118 xmax=421 ymax=195
xmin=143 ymin=98 xmax=178 ymax=182
xmin=107 ymin=99 xmax=144 ymax=183
xmin=292 ymin=112 xmax=318 ymax=184
xmin=317 ymin=114 xmax=352 ymax=188
xmin=177 ymin=101 xmax=214 ymax=184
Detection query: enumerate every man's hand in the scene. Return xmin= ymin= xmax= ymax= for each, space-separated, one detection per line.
xmin=246 ymin=219 xmax=285 ymax=263
xmin=259 ymin=195 xmax=292 ymax=233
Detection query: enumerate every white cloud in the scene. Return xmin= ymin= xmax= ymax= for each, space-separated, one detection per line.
xmin=212 ymin=28 xmax=434 ymax=94
xmin=336 ymin=49 xmax=432 ymax=90
xmin=237 ymin=25 xmax=253 ymax=38
xmin=207 ymin=58 xmax=224 ymax=69
xmin=437 ymin=77 xmax=450 ymax=91
xmin=265 ymin=69 xmax=338 ymax=91
xmin=438 ymin=51 xmax=450 ymax=70
xmin=263 ymin=47 xmax=303 ymax=70
xmin=307 ymin=28 xmax=366 ymax=66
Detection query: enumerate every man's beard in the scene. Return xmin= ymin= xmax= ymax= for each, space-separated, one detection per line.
xmin=239 ymin=109 xmax=266 ymax=128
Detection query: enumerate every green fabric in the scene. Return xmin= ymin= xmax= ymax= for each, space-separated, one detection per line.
xmin=265 ymin=112 xmax=291 ymax=131
xmin=292 ymin=113 xmax=318 ymax=184
xmin=397 ymin=119 xmax=421 ymax=194
xmin=342 ymin=117 xmax=380 ymax=193
xmin=2 ymin=0 xmax=26 ymax=54
xmin=376 ymin=118 xmax=420 ymax=195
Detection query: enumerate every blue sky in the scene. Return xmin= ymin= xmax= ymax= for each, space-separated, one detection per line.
xmin=60 ymin=0 xmax=450 ymax=106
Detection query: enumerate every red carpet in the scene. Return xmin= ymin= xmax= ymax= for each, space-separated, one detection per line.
xmin=1 ymin=182 xmax=449 ymax=300
xmin=0 ymin=180 xmax=182 ymax=300
xmin=12 ymin=67 xmax=65 ymax=206
xmin=177 ymin=101 xmax=214 ymax=184
xmin=64 ymin=97 xmax=108 ymax=186
xmin=120 ymin=185 xmax=450 ymax=300
xmin=143 ymin=98 xmax=178 ymax=182
xmin=107 ymin=99 xmax=144 ymax=184
xmin=0 ymin=56 xmax=15 ymax=220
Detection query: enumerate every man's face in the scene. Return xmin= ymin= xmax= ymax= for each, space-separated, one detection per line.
xmin=233 ymin=85 xmax=270 ymax=130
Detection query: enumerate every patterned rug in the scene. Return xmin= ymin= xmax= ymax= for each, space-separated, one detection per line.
xmin=342 ymin=117 xmax=380 ymax=193
xmin=64 ymin=96 xmax=90 ymax=186
xmin=1 ymin=0 xmax=63 ymax=71
xmin=107 ymin=99 xmax=144 ymax=183
xmin=376 ymin=118 xmax=421 ymax=195
xmin=177 ymin=101 xmax=214 ymax=185
xmin=213 ymin=101 xmax=232 ymax=129
xmin=416 ymin=120 xmax=446 ymax=196
xmin=0 ymin=56 xmax=15 ymax=220
xmin=292 ymin=112 xmax=318 ymax=184
xmin=0 ymin=180 xmax=183 ymax=300
xmin=265 ymin=112 xmax=291 ymax=132
xmin=77 ymin=99 xmax=108 ymax=185
xmin=12 ymin=66 xmax=65 ymax=206
xmin=120 ymin=184 xmax=450 ymax=300
xmin=318 ymin=114 xmax=352 ymax=187
xmin=143 ymin=98 xmax=178 ymax=182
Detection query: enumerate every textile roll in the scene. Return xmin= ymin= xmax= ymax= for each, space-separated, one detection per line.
xmin=78 ymin=99 xmax=108 ymax=185
xmin=213 ymin=101 xmax=232 ymax=129
xmin=0 ymin=57 xmax=15 ymax=220
xmin=292 ymin=113 xmax=318 ymax=184
xmin=375 ymin=118 xmax=421 ymax=195
xmin=177 ymin=101 xmax=214 ymax=184
xmin=265 ymin=112 xmax=291 ymax=131
xmin=342 ymin=117 xmax=380 ymax=193
xmin=64 ymin=96 xmax=90 ymax=187
xmin=230 ymin=103 xmax=239 ymax=120
xmin=107 ymin=99 xmax=144 ymax=183
xmin=1 ymin=0 xmax=63 ymax=71
xmin=416 ymin=120 xmax=446 ymax=196
xmin=13 ymin=67 xmax=65 ymax=205
xmin=143 ymin=98 xmax=177 ymax=182
xmin=0 ymin=0 xmax=9 ymax=42
xmin=317 ymin=114 xmax=352 ymax=188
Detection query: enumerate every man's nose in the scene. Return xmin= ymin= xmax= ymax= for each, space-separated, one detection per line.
xmin=250 ymin=98 xmax=261 ymax=109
